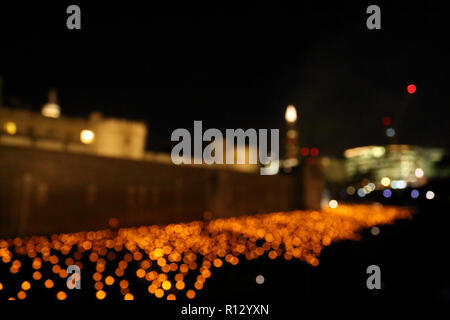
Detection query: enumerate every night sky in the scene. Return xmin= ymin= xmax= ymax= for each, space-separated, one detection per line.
xmin=0 ymin=2 xmax=448 ymax=155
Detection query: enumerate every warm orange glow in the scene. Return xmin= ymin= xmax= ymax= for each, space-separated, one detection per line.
xmin=105 ymin=276 xmax=115 ymax=285
xmin=124 ymin=293 xmax=134 ymax=300
xmin=94 ymin=281 xmax=104 ymax=291
xmin=44 ymin=279 xmax=54 ymax=289
xmin=0 ymin=204 xmax=412 ymax=302
xmin=56 ymin=291 xmax=67 ymax=300
xmin=17 ymin=290 xmax=26 ymax=300
xmin=21 ymin=281 xmax=31 ymax=291
xmin=93 ymin=272 xmax=102 ymax=282
xmin=186 ymin=290 xmax=196 ymax=299
xmin=4 ymin=122 xmax=17 ymax=135
xmin=96 ymin=290 xmax=106 ymax=300
xmin=167 ymin=293 xmax=176 ymax=300
xmin=155 ymin=288 xmax=164 ymax=298
xmin=119 ymin=280 xmax=129 ymax=289
xmin=175 ymin=281 xmax=185 ymax=290
xmin=162 ymin=280 xmax=171 ymax=290
xmin=136 ymin=268 xmax=146 ymax=278
xmin=108 ymin=217 xmax=119 ymax=228
xmin=213 ymin=258 xmax=223 ymax=268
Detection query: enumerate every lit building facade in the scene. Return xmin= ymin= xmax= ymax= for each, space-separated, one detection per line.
xmin=0 ymin=106 xmax=147 ymax=160
xmin=344 ymin=145 xmax=444 ymax=187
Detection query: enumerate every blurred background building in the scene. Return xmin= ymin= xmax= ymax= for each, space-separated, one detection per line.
xmin=0 ymin=89 xmax=324 ymax=237
xmin=0 ymin=89 xmax=147 ymax=160
xmin=343 ymin=144 xmax=444 ymax=188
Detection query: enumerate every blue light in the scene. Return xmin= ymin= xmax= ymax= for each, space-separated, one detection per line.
xmin=386 ymin=128 xmax=396 ymax=137
xmin=411 ymin=189 xmax=419 ymax=199
xmin=383 ymin=189 xmax=392 ymax=198
xmin=357 ymin=188 xmax=366 ymax=197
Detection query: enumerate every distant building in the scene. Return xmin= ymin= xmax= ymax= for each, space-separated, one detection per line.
xmin=0 ymin=95 xmax=147 ymax=160
xmin=343 ymin=144 xmax=444 ymax=188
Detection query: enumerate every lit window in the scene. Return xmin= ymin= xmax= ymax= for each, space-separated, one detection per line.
xmin=5 ymin=122 xmax=17 ymax=135
xmin=80 ymin=130 xmax=95 ymax=144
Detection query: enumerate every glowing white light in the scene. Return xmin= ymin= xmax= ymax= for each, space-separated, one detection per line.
xmin=328 ymin=200 xmax=338 ymax=209
xmin=371 ymin=226 xmax=380 ymax=236
xmin=380 ymin=177 xmax=391 ymax=187
xmin=41 ymin=103 xmax=61 ymax=118
xmin=391 ymin=180 xmax=407 ymax=189
xmin=367 ymin=183 xmax=376 ymax=191
xmin=357 ymin=188 xmax=366 ymax=197
xmin=415 ymin=168 xmax=424 ymax=178
xmin=386 ymin=128 xmax=395 ymax=137
xmin=425 ymin=191 xmax=435 ymax=200
xmin=80 ymin=130 xmax=95 ymax=144
xmin=372 ymin=147 xmax=385 ymax=158
xmin=285 ymin=105 xmax=297 ymax=123
xmin=256 ymin=275 xmax=265 ymax=285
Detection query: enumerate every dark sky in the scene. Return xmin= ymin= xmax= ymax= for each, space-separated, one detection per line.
xmin=0 ymin=2 xmax=449 ymax=155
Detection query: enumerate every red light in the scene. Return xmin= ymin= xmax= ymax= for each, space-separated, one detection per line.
xmin=300 ymin=147 xmax=309 ymax=156
xmin=382 ymin=116 xmax=391 ymax=126
xmin=407 ymin=84 xmax=416 ymax=94
xmin=310 ymin=148 xmax=319 ymax=157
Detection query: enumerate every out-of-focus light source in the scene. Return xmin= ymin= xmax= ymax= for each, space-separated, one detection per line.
xmin=383 ymin=189 xmax=392 ymax=198
xmin=300 ymin=147 xmax=309 ymax=156
xmin=346 ymin=186 xmax=356 ymax=195
xmin=425 ymin=191 xmax=435 ymax=200
xmin=367 ymin=183 xmax=376 ymax=192
xmin=256 ymin=275 xmax=265 ymax=285
xmin=391 ymin=180 xmax=407 ymax=189
xmin=41 ymin=103 xmax=61 ymax=118
xmin=287 ymin=129 xmax=297 ymax=139
xmin=328 ymin=200 xmax=338 ymax=209
xmin=5 ymin=122 xmax=17 ymax=135
xmin=80 ymin=130 xmax=95 ymax=144
xmin=382 ymin=117 xmax=391 ymax=126
xmin=310 ymin=148 xmax=319 ymax=157
xmin=370 ymin=226 xmax=380 ymax=236
xmin=372 ymin=147 xmax=385 ymax=158
xmin=410 ymin=189 xmax=419 ymax=199
xmin=386 ymin=128 xmax=396 ymax=137
xmin=415 ymin=168 xmax=424 ymax=178
xmin=381 ymin=177 xmax=391 ymax=187
xmin=407 ymin=84 xmax=416 ymax=94
xmin=357 ymin=188 xmax=366 ymax=197
xmin=285 ymin=105 xmax=297 ymax=123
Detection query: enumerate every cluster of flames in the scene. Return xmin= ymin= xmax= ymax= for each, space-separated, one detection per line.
xmin=0 ymin=204 xmax=412 ymax=301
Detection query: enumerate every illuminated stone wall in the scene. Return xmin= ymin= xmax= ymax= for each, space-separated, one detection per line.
xmin=0 ymin=145 xmax=312 ymax=238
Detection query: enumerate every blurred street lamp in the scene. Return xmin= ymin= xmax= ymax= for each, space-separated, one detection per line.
xmin=285 ymin=105 xmax=297 ymax=123
xmin=80 ymin=129 xmax=95 ymax=144
xmin=42 ymin=88 xmax=61 ymax=119
xmin=283 ymin=105 xmax=300 ymax=172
